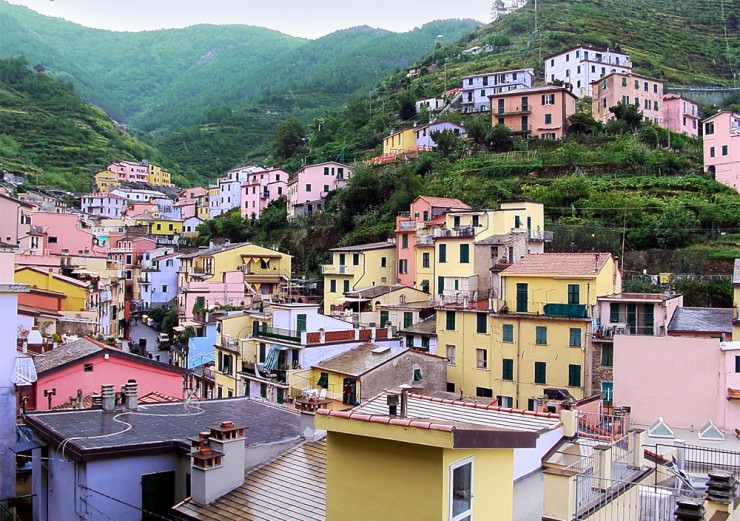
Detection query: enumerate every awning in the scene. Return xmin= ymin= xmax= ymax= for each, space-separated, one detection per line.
xmin=263 ymin=344 xmax=290 ymax=372
xmin=173 ymin=326 xmax=186 ymax=333
xmin=12 ymin=356 xmax=37 ymax=385
xmin=9 ymin=440 xmax=44 ymax=453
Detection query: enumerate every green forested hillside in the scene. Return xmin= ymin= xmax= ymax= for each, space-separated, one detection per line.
xmin=0 ymin=58 xmax=166 ymax=191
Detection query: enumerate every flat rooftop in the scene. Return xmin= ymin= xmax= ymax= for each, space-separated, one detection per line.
xmin=27 ymin=398 xmax=301 ymax=460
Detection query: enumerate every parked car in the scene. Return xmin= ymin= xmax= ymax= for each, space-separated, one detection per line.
xmin=157 ymin=333 xmax=169 ymax=344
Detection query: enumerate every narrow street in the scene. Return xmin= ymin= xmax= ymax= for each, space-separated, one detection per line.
xmin=128 ymin=319 xmax=171 ymax=365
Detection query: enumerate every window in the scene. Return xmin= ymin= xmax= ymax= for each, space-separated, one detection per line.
xmin=723 ymin=145 xmax=729 ymax=156
xmin=162 ymin=285 xmax=168 ymax=293
xmin=528 ymin=399 xmax=536 ymax=411
xmin=516 ymin=283 xmax=528 ymax=312
xmin=634 ymin=79 xmax=639 ymax=89
xmin=446 ymin=345 xmax=456 ymax=365
xmin=645 ymin=99 xmax=651 ymax=110
xmin=381 ymin=256 xmax=387 ymax=268
xmin=567 ymin=284 xmax=580 ymax=305
xmin=403 ymin=312 xmax=413 ymax=329
xmin=439 ymin=244 xmax=447 ymax=263
xmin=710 ymin=147 xmax=715 ymax=158
xmin=535 ymin=326 xmax=547 ymax=345
xmin=534 ymin=362 xmax=547 ymax=384
xmin=569 ymin=328 xmax=581 ymax=347
xmin=610 ymin=303 xmax=620 ymax=323
xmin=735 ymin=355 xmax=740 ymax=373
xmin=476 ymin=313 xmax=487 ymax=334
xmin=413 ymin=368 xmax=423 ymax=382
xmin=446 ymin=311 xmax=456 ymax=331
xmin=352 ymin=253 xmax=359 ymax=266
xmin=542 ymin=94 xmax=555 ymax=105
xmin=421 ymin=336 xmax=430 ymax=349
xmin=602 ymin=344 xmax=614 ymax=367
xmin=379 ymin=310 xmax=389 ymax=327
xmin=459 ymin=244 xmax=469 ymax=263
xmin=450 ymin=458 xmax=473 ymax=521
xmin=398 ymin=259 xmax=408 ymax=274
xmin=502 ymin=359 xmax=513 ymax=380
xmin=317 ymin=372 xmax=329 ymax=389
xmin=476 ymin=387 xmax=493 ymax=398
xmin=705 ymin=122 xmax=714 ymax=135
xmin=480 ymin=89 xmax=486 ymax=97
xmin=634 ymin=97 xmax=639 ymax=107
xmin=502 ymin=324 xmax=514 ymax=342
xmin=471 ymin=215 xmax=479 ymax=227
xmin=476 ymin=348 xmax=488 ymax=369
xmin=644 ymin=81 xmax=649 ymax=92
xmin=497 ymin=395 xmax=513 ymax=408
xmin=453 ymin=216 xmax=461 ymax=228
xmin=323 ymin=184 xmax=329 ymax=193
xmin=343 ymin=280 xmax=349 ymax=293
xmin=84 ymin=363 xmax=93 ymax=372
xmin=406 ymin=336 xmax=414 ymax=348
xmin=402 ymin=234 xmax=408 ymax=249
xmin=622 ymin=77 xmax=627 ymax=87
xmin=568 ymin=364 xmax=582 ymax=387
xmin=330 ymin=279 xmax=336 ymax=293
xmin=654 ymin=101 xmax=658 ymax=111
xmin=438 ymin=276 xmax=445 ymax=295
xmin=544 ymin=114 xmax=552 ymax=124
xmin=422 ymin=252 xmax=430 ymax=268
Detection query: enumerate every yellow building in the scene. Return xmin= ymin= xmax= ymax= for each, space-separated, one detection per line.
xmin=382 ymin=128 xmax=417 ymax=155
xmin=94 ymin=170 xmax=121 ymax=193
xmin=439 ymin=253 xmax=621 ymax=407
xmin=179 ymin=241 xmax=292 ymax=297
xmin=316 ymin=389 xmax=561 ymax=521
xmin=14 ymin=267 xmax=93 ymax=312
xmin=211 ymin=311 xmax=268 ymax=398
xmin=145 ymin=217 xmax=183 ymax=237
xmin=147 ymin=163 xmax=172 ymax=187
xmin=322 ymin=241 xmax=396 ymax=314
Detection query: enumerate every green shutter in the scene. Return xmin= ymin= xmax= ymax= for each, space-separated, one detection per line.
xmin=330 ymin=279 xmax=336 ymax=292
xmin=610 ymin=303 xmax=620 ymax=323
xmin=568 ymin=284 xmax=580 ymax=305
xmin=460 ymin=244 xmax=469 ymax=263
xmin=502 ymin=324 xmax=513 ymax=342
xmin=476 ymin=313 xmax=487 ymax=334
xmin=379 ymin=311 xmax=389 ymax=327
xmin=403 ymin=312 xmax=413 ymax=329
xmin=569 ymin=328 xmax=581 ymax=347
xmin=438 ymin=276 xmax=445 ymax=295
xmin=439 ymin=244 xmax=447 ymax=263
xmin=569 ymin=364 xmax=582 ymax=387
xmin=516 ymin=283 xmax=528 ymax=312
xmin=535 ymin=362 xmax=546 ymax=384
xmin=602 ymin=344 xmax=613 ymax=366
xmin=502 ymin=359 xmax=513 ymax=380
xmin=644 ymin=305 xmax=654 ymax=335
xmin=446 ymin=311 xmax=456 ymax=331
xmin=296 ymin=314 xmax=307 ymax=333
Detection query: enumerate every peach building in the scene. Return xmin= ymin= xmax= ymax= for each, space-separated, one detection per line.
xmin=287 ymin=162 xmax=351 ymax=219
xmin=489 ymin=85 xmax=577 ymax=139
xmin=662 ymin=93 xmax=699 ymax=137
xmin=31 ymin=213 xmax=106 ymax=257
xmin=592 ymin=72 xmax=664 ymax=125
xmin=704 ymin=111 xmax=740 ymax=192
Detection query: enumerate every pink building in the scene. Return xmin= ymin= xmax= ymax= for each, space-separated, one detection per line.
xmin=0 ymin=193 xmax=34 ymax=250
xmin=704 ymin=111 xmax=740 ymax=192
xmin=106 ymin=161 xmax=149 ymax=183
xmin=179 ymin=271 xmax=251 ymax=322
xmin=489 ymin=85 xmax=578 ymax=139
xmin=395 ymin=196 xmax=470 ymax=287
xmin=80 ymin=192 xmax=126 ymax=218
xmin=241 ymin=168 xmax=288 ymax=220
xmin=613 ymin=335 xmax=740 ymax=434
xmin=592 ymin=72 xmax=664 ymax=126
xmin=175 ymin=187 xmax=207 ymax=220
xmin=31 ymin=213 xmax=106 ymax=257
xmin=25 ymin=337 xmax=186 ymax=410
xmin=287 ymin=162 xmax=352 ymax=219
xmin=662 ymin=93 xmax=699 ymax=137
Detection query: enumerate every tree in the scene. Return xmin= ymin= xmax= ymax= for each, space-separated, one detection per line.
xmin=488 ymin=124 xmax=513 ymax=152
xmin=430 ymin=130 xmax=462 ymax=157
xmin=398 ymin=92 xmax=417 ymax=121
xmin=567 ymin=112 xmax=602 ymax=135
xmin=609 ymin=101 xmax=643 ymax=130
xmin=273 ymin=118 xmax=306 ymax=159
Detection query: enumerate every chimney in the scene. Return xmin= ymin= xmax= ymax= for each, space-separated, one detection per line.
xmin=91 ymin=394 xmax=102 ymax=409
xmin=674 ymin=497 xmax=705 ymax=520
xmin=190 ymin=421 xmax=246 ymax=506
xmin=319 ymin=328 xmax=325 ymax=344
xmin=706 ymin=470 xmax=737 ymax=505
xmin=387 ymin=394 xmax=399 ymax=416
xmin=124 ymin=379 xmax=138 ymax=411
xmin=400 ymin=385 xmax=411 ymax=418
xmin=101 ymin=384 xmax=115 ymax=411
xmin=300 ymin=411 xmax=325 ymax=442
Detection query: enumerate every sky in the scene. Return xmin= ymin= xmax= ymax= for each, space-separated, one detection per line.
xmin=6 ymin=0 xmax=492 ymax=39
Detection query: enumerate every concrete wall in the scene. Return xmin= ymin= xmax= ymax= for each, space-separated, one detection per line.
xmin=359 ymin=351 xmax=447 ymax=401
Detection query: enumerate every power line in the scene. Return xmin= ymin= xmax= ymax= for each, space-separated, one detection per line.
xmin=80 ymin=485 xmax=174 ymax=521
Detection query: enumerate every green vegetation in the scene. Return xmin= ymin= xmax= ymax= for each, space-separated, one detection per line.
xmin=0 ymin=57 xmax=161 ymax=191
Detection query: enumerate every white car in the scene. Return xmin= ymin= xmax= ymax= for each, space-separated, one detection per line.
xmin=157 ymin=333 xmax=170 ymax=344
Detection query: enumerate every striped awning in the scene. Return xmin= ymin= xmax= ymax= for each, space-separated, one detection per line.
xmin=263 ymin=344 xmax=290 ymax=372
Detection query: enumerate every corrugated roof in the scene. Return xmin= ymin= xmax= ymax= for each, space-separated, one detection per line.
xmin=32 ymin=338 xmax=102 ymax=374
xmin=349 ymin=391 xmax=560 ymax=433
xmin=174 ymin=440 xmax=326 ymax=521
xmin=501 ymin=253 xmax=612 ymax=277
xmin=668 ymin=307 xmax=733 ymax=334
xmin=313 ymin=344 xmax=407 ymax=377
xmin=345 ymin=285 xmax=407 ymax=299
xmin=416 ymin=196 xmax=470 ymax=209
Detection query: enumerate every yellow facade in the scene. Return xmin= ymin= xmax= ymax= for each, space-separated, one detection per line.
xmin=14 ymin=268 xmax=90 ymax=312
xmin=147 ymin=163 xmax=172 ymax=187
xmin=318 ymin=417 xmax=516 ymax=521
xmin=322 ymin=244 xmax=396 ymax=313
xmin=197 ymin=202 xmax=209 ymax=221
xmin=95 ymin=171 xmax=121 ymax=193
xmin=212 ymin=313 xmax=254 ymax=397
xmin=382 ymin=128 xmax=417 ymax=155
xmin=414 ymin=242 xmax=436 ymax=294
xmin=145 ymin=218 xmax=183 ymax=236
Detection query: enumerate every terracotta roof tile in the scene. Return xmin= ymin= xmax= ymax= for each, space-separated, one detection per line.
xmin=501 ymin=253 xmax=612 ymax=276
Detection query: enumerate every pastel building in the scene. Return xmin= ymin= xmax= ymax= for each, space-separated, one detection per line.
xmin=490 ymin=85 xmax=578 ymax=139
xmin=662 ymin=93 xmax=700 ymax=137
xmin=0 ymin=193 xmax=34 ymax=249
xmin=415 ymin=97 xmax=445 ymax=113
xmin=31 ymin=213 xmax=106 ymax=257
xmin=106 ymin=160 xmax=149 ymax=183
xmin=591 ymin=72 xmax=664 ymax=125
xmin=138 ymin=251 xmax=181 ymax=310
xmin=94 ymin=170 xmax=120 ymax=193
xmin=241 ymin=168 xmax=288 ymax=220
xmin=461 ymin=68 xmax=535 ymax=113
xmin=545 ymin=46 xmax=632 ymax=97
xmin=382 ymin=122 xmax=466 ymax=156
xmin=704 ymin=111 xmax=740 ymax=192
xmin=287 ymin=162 xmax=351 ymax=219
xmin=110 ymin=187 xmax=166 ymax=204
xmin=80 ymin=193 xmax=126 ymax=218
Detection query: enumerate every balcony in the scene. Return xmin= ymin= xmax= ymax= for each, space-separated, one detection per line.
xmin=496 ymin=106 xmax=530 ymax=116
xmin=202 ymin=367 xmax=216 ymax=382
xmin=256 ymin=325 xmax=301 ymax=343
xmin=452 ymin=227 xmax=475 ymax=238
xmin=543 ymin=303 xmax=587 ymax=318
xmin=416 ymin=234 xmax=434 ymax=246
xmin=219 ymin=335 xmax=241 ymax=352
xmin=397 ymin=219 xmax=416 ymax=231
xmin=511 ymin=126 xmax=531 ymax=135
xmin=321 ymin=264 xmax=355 ymax=275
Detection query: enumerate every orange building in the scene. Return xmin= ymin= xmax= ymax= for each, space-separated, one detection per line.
xmin=489 ymin=85 xmax=577 ymax=139
xmin=592 ymin=72 xmax=664 ymax=125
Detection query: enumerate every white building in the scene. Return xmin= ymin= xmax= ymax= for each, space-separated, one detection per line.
xmin=545 ymin=46 xmax=632 ymax=97
xmin=110 ymin=187 xmax=167 ymax=203
xmin=139 ymin=251 xmax=181 ymax=309
xmin=415 ymin=97 xmax=445 ymax=113
xmin=80 ymin=193 xmax=126 ymax=218
xmin=461 ymin=68 xmax=534 ymax=113
xmin=211 ymin=165 xmax=266 ymax=218
xmin=414 ymin=121 xmax=466 ymax=150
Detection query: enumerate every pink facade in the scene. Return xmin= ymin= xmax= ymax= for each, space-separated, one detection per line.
xmin=287 ymin=162 xmax=351 ymax=218
xmin=662 ymin=94 xmax=699 ymax=137
xmin=490 ymin=85 xmax=578 ymax=139
xmin=241 ymin=168 xmax=288 ymax=220
xmin=395 ymin=196 xmax=470 ymax=287
xmin=592 ymin=72 xmax=664 ymax=125
xmin=180 ymin=271 xmax=251 ymax=321
xmin=32 ymin=349 xmax=185 ymax=410
xmin=613 ymin=336 xmax=740 ymax=433
xmin=595 ymin=293 xmax=683 ymax=336
xmin=107 ymin=161 xmax=148 ymax=183
xmin=81 ymin=193 xmax=126 ymax=218
xmin=0 ymin=193 xmax=33 ymax=249
xmin=31 ymin=213 xmax=106 ymax=257
xmin=704 ymin=111 xmax=740 ymax=192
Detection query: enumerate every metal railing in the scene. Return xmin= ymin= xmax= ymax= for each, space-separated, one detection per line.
xmin=258 ymin=325 xmax=301 ymax=343
xmin=578 ymin=411 xmax=630 ymax=442
xmin=655 ymin=443 xmax=740 ymax=481
xmin=321 ymin=264 xmax=355 ymax=275
xmin=574 ymin=476 xmax=683 ymax=521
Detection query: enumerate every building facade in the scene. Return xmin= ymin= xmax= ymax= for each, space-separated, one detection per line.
xmin=287 ymin=162 xmax=351 ymax=219
xmin=704 ymin=111 xmax=740 ymax=192
xmin=461 ymin=68 xmax=535 ymax=113
xmin=545 ymin=46 xmax=632 ymax=97
xmin=592 ymin=72 xmax=664 ymax=126
xmin=490 ymin=85 xmax=578 ymax=139
xmin=662 ymin=93 xmax=700 ymax=137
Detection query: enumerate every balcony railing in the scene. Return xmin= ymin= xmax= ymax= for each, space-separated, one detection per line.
xmin=397 ymin=220 xmax=416 ymax=231
xmin=543 ymin=303 xmax=587 ymax=318
xmin=416 ymin=234 xmax=434 ymax=246
xmin=257 ymin=325 xmax=301 ymax=343
xmin=321 ymin=264 xmax=355 ymax=275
